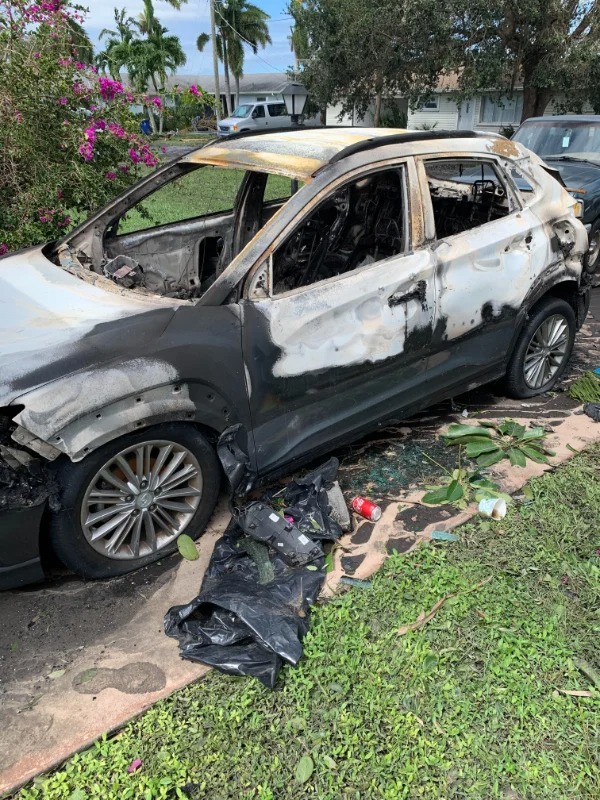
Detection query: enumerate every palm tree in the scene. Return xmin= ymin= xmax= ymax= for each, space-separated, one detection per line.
xmin=97 ymin=8 xmax=136 ymax=80
xmin=197 ymin=0 xmax=271 ymax=115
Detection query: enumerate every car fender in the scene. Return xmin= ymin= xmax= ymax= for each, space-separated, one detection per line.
xmin=11 ymin=357 xmax=236 ymax=462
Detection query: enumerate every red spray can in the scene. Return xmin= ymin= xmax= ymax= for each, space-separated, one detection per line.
xmin=351 ymin=496 xmax=382 ymax=521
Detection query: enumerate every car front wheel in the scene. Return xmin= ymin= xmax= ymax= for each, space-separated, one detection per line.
xmin=504 ymin=297 xmax=576 ymax=398
xmin=49 ymin=424 xmax=221 ymax=579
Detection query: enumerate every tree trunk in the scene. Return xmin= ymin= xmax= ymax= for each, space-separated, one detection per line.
xmin=374 ymin=89 xmax=383 ymax=127
xmin=146 ymin=104 xmax=158 ymax=134
xmin=521 ymin=85 xmax=552 ymax=122
xmin=222 ymin=40 xmax=232 ymax=117
xmin=234 ymin=74 xmax=240 ymax=109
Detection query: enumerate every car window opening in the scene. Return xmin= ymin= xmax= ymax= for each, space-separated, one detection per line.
xmin=424 ymin=158 xmax=511 ymax=238
xmin=55 ymin=165 xmax=299 ymax=301
xmin=272 ymin=168 xmax=405 ymax=295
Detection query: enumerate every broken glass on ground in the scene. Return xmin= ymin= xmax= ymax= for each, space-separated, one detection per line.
xmin=164 ymin=445 xmax=343 ymax=688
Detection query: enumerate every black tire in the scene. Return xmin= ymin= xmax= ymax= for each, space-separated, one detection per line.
xmin=584 ymin=218 xmax=600 ymax=276
xmin=48 ymin=424 xmax=221 ymax=579
xmin=503 ymin=297 xmax=576 ymax=398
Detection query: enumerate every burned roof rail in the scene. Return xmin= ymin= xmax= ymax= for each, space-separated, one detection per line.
xmin=206 ymin=124 xmax=331 ymax=144
xmin=320 ymin=129 xmax=483 ymax=172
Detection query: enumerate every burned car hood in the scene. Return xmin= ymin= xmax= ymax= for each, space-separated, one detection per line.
xmin=0 ymin=246 xmax=179 ymax=406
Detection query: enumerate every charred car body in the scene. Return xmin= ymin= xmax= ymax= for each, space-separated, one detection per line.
xmin=0 ymin=128 xmax=591 ymax=588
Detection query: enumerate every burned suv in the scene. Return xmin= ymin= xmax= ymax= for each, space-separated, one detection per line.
xmin=0 ymin=128 xmax=590 ymax=587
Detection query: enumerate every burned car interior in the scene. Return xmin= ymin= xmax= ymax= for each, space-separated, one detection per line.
xmin=51 ymin=153 xmax=516 ymax=304
xmin=53 ymin=165 xmax=298 ymax=301
xmin=271 ymin=168 xmax=406 ymax=294
xmin=424 ymin=158 xmax=512 ymax=238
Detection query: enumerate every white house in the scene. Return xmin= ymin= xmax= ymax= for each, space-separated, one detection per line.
xmin=164 ymin=73 xmax=292 ymax=112
xmin=326 ymin=73 xmax=596 ymax=131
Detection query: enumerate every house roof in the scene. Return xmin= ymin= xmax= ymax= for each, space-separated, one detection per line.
xmin=433 ymin=72 xmax=524 ymax=93
xmin=164 ymin=73 xmax=289 ymax=95
xmin=182 ymin=127 xmax=504 ymax=180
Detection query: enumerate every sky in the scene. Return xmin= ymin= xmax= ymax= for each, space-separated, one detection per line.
xmin=82 ymin=0 xmax=295 ymax=77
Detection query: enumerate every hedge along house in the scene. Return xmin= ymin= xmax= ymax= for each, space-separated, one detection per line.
xmin=326 ymin=73 xmax=596 ymax=132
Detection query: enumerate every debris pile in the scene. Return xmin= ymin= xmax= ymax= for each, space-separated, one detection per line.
xmin=165 ymin=448 xmax=344 ymax=688
xmin=0 ymin=421 xmax=57 ymax=511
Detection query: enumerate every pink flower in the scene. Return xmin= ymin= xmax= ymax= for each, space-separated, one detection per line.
xmin=105 ymin=170 xmax=116 ymax=181
xmin=84 ymin=127 xmax=96 ymax=143
xmin=189 ymin=85 xmax=199 ymax=97
xmin=126 ymin=91 xmax=134 ymax=102
xmin=128 ymin=148 xmax=142 ymax=164
xmin=57 ymin=97 xmax=67 ymax=105
xmin=161 ymin=146 xmax=167 ymax=153
xmin=127 ymin=759 xmax=142 ymax=774
xmin=56 ymin=189 xmax=63 ymax=199
xmin=75 ymin=62 xmax=86 ymax=70
xmin=79 ymin=142 xmax=94 ymax=161
xmin=98 ymin=77 xmax=123 ymax=102
xmin=0 ymin=244 xmax=8 ymax=257
xmin=95 ymin=119 xmax=107 ymax=131
xmin=33 ymin=52 xmax=41 ymax=59
xmin=596 ymin=548 xmax=600 ymax=557
xmin=14 ymin=111 xmax=23 ymax=123
xmin=119 ymin=163 xmax=129 ymax=173
xmin=151 ymin=96 xmax=162 ymax=109
xmin=108 ymin=122 xmax=125 ymax=138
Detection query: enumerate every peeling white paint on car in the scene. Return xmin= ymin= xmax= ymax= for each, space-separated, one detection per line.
xmin=261 ymin=250 xmax=435 ymax=377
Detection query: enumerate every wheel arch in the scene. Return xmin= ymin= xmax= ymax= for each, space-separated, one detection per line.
xmin=13 ymin=377 xmax=237 ymax=463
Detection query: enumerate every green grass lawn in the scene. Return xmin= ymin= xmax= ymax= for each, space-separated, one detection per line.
xmin=19 ymin=448 xmax=600 ymax=800
xmin=117 ymin=166 xmax=294 ymax=235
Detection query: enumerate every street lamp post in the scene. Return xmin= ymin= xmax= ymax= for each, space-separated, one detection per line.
xmin=282 ymin=81 xmax=308 ymax=128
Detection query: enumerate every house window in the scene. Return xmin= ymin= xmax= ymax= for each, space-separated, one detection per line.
xmin=256 ymin=96 xmax=267 ymax=102
xmin=420 ymin=96 xmax=439 ymax=111
xmin=479 ymin=94 xmax=524 ymax=125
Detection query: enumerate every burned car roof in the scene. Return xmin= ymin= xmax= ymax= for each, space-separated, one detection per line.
xmin=182 ymin=127 xmax=517 ymax=180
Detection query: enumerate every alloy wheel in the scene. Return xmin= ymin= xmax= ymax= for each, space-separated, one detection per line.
xmin=81 ymin=440 xmax=203 ymax=560
xmin=587 ymin=229 xmax=600 ymax=271
xmin=523 ymin=314 xmax=569 ymax=390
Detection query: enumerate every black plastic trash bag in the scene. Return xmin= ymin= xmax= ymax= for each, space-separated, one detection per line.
xmin=164 ymin=524 xmax=324 ymax=687
xmin=277 ymin=457 xmax=343 ymax=541
xmin=164 ymin=449 xmax=344 ymax=688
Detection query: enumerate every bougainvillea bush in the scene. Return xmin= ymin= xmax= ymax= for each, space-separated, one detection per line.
xmin=0 ymin=1 xmax=159 ymax=253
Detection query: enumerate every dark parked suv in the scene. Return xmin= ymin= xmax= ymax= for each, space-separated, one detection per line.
xmin=513 ymin=115 xmax=600 ymax=271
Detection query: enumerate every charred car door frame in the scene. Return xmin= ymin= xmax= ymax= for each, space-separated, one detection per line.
xmin=238 ymin=157 xmax=439 ymax=476
xmin=416 ymin=153 xmax=546 ymax=393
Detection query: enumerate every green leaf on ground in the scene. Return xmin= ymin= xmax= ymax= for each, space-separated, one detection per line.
xmin=508 ymin=447 xmax=527 ymax=467
xmin=295 ymin=755 xmax=314 ymax=784
xmin=177 ymin=534 xmax=199 ymax=561
xmin=465 ymin=440 xmax=501 ymax=457
xmin=445 ymin=424 xmax=493 ymax=439
xmin=476 ymin=449 xmax=505 ymax=467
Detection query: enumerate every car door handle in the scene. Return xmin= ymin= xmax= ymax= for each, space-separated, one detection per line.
xmin=388 ymin=280 xmax=426 ymax=307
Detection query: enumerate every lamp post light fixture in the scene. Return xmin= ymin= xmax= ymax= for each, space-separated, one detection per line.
xmin=282 ymin=81 xmax=308 ymax=127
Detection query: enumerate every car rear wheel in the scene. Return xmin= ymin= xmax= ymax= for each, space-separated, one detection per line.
xmin=585 ymin=219 xmax=600 ymax=275
xmin=503 ymin=297 xmax=576 ymax=398
xmin=49 ymin=424 xmax=221 ymax=579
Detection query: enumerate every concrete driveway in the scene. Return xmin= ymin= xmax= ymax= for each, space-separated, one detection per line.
xmin=1 ymin=291 xmax=599 ymax=796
